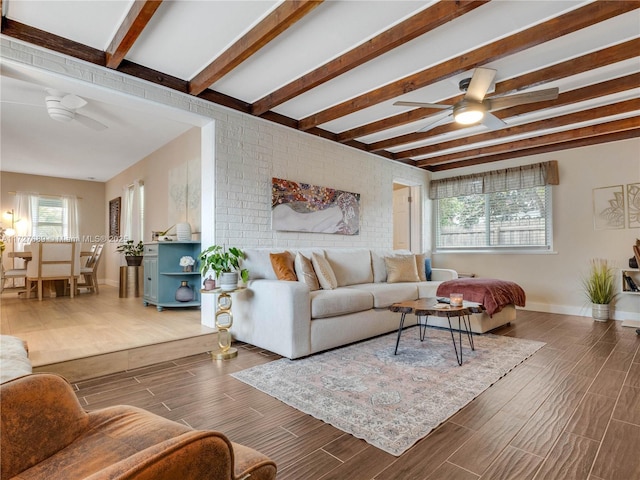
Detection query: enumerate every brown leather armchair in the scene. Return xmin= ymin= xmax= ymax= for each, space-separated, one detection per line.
xmin=0 ymin=373 xmax=277 ymax=480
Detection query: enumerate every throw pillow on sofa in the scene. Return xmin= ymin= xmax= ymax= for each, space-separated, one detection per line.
xmin=294 ymin=252 xmax=320 ymax=291
xmin=270 ymin=251 xmax=297 ymax=281
xmin=311 ymin=252 xmax=338 ymax=290
xmin=385 ymin=255 xmax=420 ymax=283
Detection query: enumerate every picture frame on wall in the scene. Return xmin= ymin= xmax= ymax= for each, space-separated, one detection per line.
xmin=593 ymin=185 xmax=624 ymax=230
xmin=271 ymin=177 xmax=360 ymax=235
xmin=109 ymin=197 xmax=121 ymax=237
xmin=627 ymin=183 xmax=640 ymax=228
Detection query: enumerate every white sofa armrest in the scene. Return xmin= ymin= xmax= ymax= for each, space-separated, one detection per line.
xmin=431 ymin=268 xmax=458 ymax=281
xmin=232 ymin=279 xmax=312 ymax=359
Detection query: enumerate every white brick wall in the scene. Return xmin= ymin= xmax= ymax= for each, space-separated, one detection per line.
xmin=2 ymin=38 xmax=431 ymax=251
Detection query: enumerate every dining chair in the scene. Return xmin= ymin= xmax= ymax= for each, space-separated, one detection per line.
xmin=26 ymin=241 xmax=81 ymax=301
xmin=77 ymin=244 xmax=104 ymax=294
xmin=0 ymin=264 xmax=27 ymax=293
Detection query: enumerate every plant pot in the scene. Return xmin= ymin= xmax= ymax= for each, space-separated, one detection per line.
xmin=220 ymin=272 xmax=238 ymax=291
xmin=125 ymin=255 xmax=143 ymax=267
xmin=592 ymin=303 xmax=610 ymax=321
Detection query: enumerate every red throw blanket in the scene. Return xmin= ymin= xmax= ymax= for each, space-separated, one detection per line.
xmin=436 ymin=278 xmax=526 ymax=316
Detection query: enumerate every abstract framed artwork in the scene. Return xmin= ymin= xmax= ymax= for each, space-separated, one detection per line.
xmin=627 ymin=183 xmax=640 ymax=228
xmin=109 ymin=197 xmax=121 ymax=237
xmin=593 ymin=185 xmax=624 ymax=230
xmin=272 ymin=177 xmax=360 ymax=235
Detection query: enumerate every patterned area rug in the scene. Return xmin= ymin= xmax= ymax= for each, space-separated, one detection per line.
xmin=232 ymin=328 xmax=544 ymax=456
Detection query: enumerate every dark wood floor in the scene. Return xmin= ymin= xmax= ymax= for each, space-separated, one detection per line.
xmin=73 ymin=311 xmax=640 ymax=480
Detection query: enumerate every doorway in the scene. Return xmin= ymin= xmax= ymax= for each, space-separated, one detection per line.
xmin=393 ymin=182 xmax=421 ymax=251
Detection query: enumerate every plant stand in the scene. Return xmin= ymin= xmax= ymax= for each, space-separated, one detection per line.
xmin=202 ymin=287 xmax=245 ymax=360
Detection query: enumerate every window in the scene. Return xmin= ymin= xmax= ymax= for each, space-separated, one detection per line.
xmin=32 ymin=197 xmax=64 ymax=238
xmin=431 ymin=161 xmax=557 ymax=252
xmin=436 ymin=186 xmax=551 ymax=250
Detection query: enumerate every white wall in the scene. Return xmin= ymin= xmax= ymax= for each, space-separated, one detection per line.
xmin=433 ymin=138 xmax=640 ymax=321
xmin=211 ymin=112 xmax=430 ymax=251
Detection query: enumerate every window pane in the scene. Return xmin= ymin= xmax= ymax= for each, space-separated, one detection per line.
xmin=34 ymin=197 xmax=64 ymax=238
xmin=436 ymin=186 xmax=550 ymax=250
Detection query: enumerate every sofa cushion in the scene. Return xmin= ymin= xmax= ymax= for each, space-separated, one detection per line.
xmin=385 ymin=255 xmax=420 ymax=283
xmin=244 ymin=249 xmax=278 ymax=280
xmin=310 ymin=288 xmax=373 ymax=318
xmin=347 ymin=283 xmax=419 ymax=308
xmin=270 ymin=251 xmax=297 ymax=281
xmin=311 ymin=252 xmax=338 ymax=290
xmin=294 ymin=252 xmax=320 ymax=291
xmin=417 ymin=281 xmax=443 ymax=299
xmin=325 ymin=249 xmax=373 ymax=286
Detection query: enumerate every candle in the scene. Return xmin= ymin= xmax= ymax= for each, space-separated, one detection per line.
xmin=450 ymin=293 xmax=463 ymax=307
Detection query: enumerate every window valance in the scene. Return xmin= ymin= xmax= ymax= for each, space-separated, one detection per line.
xmin=429 ymin=160 xmax=559 ymax=200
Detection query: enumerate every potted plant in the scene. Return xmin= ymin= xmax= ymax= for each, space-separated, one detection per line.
xmin=582 ymin=258 xmax=616 ymax=321
xmin=198 ymin=245 xmax=249 ymax=291
xmin=116 ymin=240 xmax=145 ymax=266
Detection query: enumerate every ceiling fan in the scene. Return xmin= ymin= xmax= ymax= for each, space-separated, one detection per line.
xmin=394 ymin=67 xmax=559 ymax=133
xmin=43 ymin=88 xmax=108 ymax=131
xmin=1 ymin=87 xmax=108 ymax=131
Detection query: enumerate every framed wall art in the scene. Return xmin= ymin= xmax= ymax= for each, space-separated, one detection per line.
xmin=272 ymin=177 xmax=360 ymax=235
xmin=627 ymin=183 xmax=640 ymax=228
xmin=109 ymin=197 xmax=121 ymax=237
xmin=593 ymin=185 xmax=624 ymax=230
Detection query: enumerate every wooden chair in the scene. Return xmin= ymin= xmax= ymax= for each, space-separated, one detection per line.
xmin=77 ymin=244 xmax=104 ymax=294
xmin=26 ymin=241 xmax=81 ymax=301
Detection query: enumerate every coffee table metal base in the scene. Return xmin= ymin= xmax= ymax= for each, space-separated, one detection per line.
xmin=391 ymin=300 xmax=482 ymax=366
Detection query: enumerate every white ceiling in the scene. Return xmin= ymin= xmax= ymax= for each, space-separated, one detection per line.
xmin=0 ymin=60 xmax=202 ymax=182
xmin=1 ymin=0 xmax=638 ymax=178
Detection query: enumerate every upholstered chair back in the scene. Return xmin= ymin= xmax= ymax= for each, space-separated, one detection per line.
xmin=26 ymin=241 xmax=81 ymax=279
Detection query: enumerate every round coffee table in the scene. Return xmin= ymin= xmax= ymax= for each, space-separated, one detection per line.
xmin=389 ymin=298 xmax=485 ymax=365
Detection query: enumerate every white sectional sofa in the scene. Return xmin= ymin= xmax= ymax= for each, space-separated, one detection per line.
xmin=231 ymin=248 xmax=514 ymax=359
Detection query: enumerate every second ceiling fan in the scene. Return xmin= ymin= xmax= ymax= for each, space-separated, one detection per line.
xmin=394 ymin=67 xmax=559 ymax=133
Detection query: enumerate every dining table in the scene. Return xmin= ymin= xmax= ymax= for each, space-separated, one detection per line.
xmin=8 ymin=249 xmax=94 ymax=298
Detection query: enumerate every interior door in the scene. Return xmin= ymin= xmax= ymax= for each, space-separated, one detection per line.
xmin=393 ymin=185 xmax=411 ymax=250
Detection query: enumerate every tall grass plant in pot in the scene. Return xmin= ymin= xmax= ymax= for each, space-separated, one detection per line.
xmin=582 ymin=258 xmax=616 ymax=321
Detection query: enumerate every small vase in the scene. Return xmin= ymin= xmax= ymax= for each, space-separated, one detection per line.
xmin=183 ymin=265 xmax=193 ymax=272
xmin=175 ymin=280 xmax=194 ymax=302
xmin=203 ymin=276 xmax=216 ymax=291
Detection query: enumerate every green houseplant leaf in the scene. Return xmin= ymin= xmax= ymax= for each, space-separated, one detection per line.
xmin=198 ymin=245 xmax=249 ymax=282
xmin=582 ymin=258 xmax=616 ymax=305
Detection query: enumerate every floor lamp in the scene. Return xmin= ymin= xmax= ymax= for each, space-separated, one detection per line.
xmin=3 ymin=209 xmax=17 ymax=286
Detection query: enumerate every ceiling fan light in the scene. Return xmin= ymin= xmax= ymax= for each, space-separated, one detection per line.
xmin=453 ymin=104 xmax=485 ymax=125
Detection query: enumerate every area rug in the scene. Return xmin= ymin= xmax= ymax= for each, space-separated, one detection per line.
xmin=232 ymin=328 xmax=545 ymax=456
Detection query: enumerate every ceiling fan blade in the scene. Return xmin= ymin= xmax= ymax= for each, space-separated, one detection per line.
xmin=464 ymin=67 xmax=497 ymax=102
xmin=481 ymin=112 xmax=506 ymax=130
xmin=60 ymin=93 xmax=87 ymax=110
xmin=488 ymin=87 xmax=559 ymax=111
xmin=75 ymin=113 xmax=108 ymax=131
xmin=394 ymin=101 xmax=450 ymax=109
xmin=416 ymin=112 xmax=453 ymax=133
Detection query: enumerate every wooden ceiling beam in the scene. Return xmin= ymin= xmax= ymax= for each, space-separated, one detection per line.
xmin=426 ymin=129 xmax=640 ymax=172
xmin=415 ymin=116 xmax=640 ymax=167
xmin=298 ymin=1 xmax=638 ymax=131
xmin=396 ymin=98 xmax=639 ymax=160
xmin=251 ymin=0 xmax=488 ymax=116
xmin=344 ymin=38 xmax=639 ymax=145
xmin=188 ymin=0 xmax=323 ymax=96
xmin=105 ymin=0 xmax=163 ymax=69
xmin=0 ymin=18 xmax=106 ymax=65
